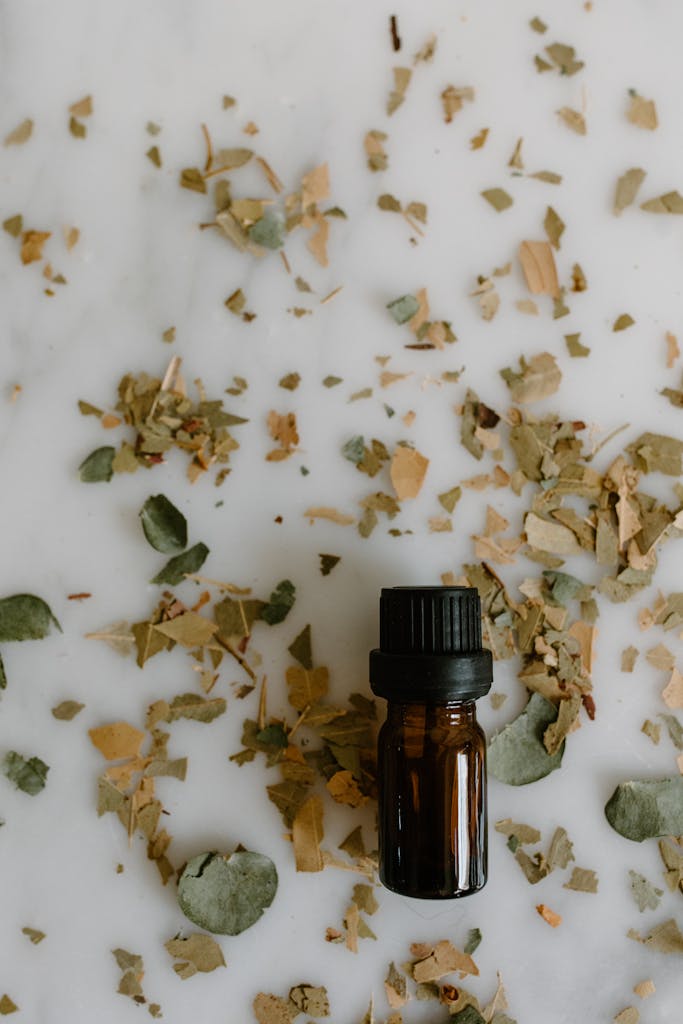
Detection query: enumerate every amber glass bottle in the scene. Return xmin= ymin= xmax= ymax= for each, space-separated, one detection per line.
xmin=370 ymin=587 xmax=492 ymax=899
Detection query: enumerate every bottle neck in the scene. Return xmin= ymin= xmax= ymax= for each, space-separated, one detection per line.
xmin=385 ymin=699 xmax=477 ymax=729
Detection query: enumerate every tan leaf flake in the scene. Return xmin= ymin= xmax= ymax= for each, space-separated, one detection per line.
xmin=89 ymin=721 xmax=145 ymax=761
xmin=20 ymin=230 xmax=51 ymax=265
xmin=412 ymin=939 xmax=478 ymax=982
xmin=525 ymin=512 xmax=582 ymax=555
xmin=665 ymin=331 xmax=680 ymax=368
xmin=266 ymin=411 xmax=299 ymax=459
xmin=306 ymin=213 xmax=329 ymax=267
xmin=627 ymin=93 xmax=657 ymax=130
xmin=326 ymin=769 xmax=368 ymax=808
xmin=153 ymin=612 xmax=217 ymax=647
xmin=69 ymin=95 xmax=93 ymax=118
xmin=536 ymin=903 xmax=562 ymax=927
xmin=441 ymin=85 xmax=474 ymax=123
xmin=286 ymin=665 xmax=329 ymax=711
xmin=301 ymin=163 xmax=330 ymax=208
xmin=518 ymin=241 xmax=559 ymax=297
xmin=556 ymin=107 xmax=586 ymax=134
xmin=662 ymin=666 xmax=683 ymax=709
xmin=390 ymin=444 xmax=429 ymax=499
xmin=387 ymin=67 xmax=412 ymax=116
xmin=292 ymin=794 xmax=324 ymax=872
xmin=633 ymin=980 xmax=655 ymax=999
xmin=614 ymin=168 xmax=646 ymax=215
xmin=303 ymin=506 xmax=354 ymax=525
xmin=4 ymin=118 xmax=33 ymax=146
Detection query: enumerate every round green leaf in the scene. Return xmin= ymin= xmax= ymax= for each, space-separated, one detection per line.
xmin=177 ymin=850 xmax=278 ymax=935
xmin=79 ymin=446 xmax=115 ymax=483
xmin=605 ymin=777 xmax=683 ymax=841
xmin=139 ymin=494 xmax=187 ymax=553
xmin=488 ymin=692 xmax=564 ymax=785
xmin=0 ymin=594 xmax=61 ymax=642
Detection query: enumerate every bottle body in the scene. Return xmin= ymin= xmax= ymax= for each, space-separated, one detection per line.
xmin=377 ymin=699 xmax=487 ymax=899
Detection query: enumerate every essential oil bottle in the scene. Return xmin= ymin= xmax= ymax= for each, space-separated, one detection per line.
xmin=370 ymin=586 xmax=492 ymax=899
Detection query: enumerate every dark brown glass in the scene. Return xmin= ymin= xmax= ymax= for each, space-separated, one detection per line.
xmin=377 ymin=699 xmax=487 ymax=899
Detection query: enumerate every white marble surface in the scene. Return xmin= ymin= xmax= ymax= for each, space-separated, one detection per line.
xmin=1 ymin=1 xmax=683 ymax=1021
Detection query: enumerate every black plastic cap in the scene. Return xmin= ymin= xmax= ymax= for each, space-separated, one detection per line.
xmin=369 ymin=586 xmax=492 ymax=702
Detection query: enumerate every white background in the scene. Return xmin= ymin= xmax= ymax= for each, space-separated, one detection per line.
xmin=0 ymin=1 xmax=682 ymax=1021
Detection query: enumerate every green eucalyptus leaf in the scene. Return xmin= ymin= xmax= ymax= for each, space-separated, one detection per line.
xmin=151 ymin=542 xmax=209 ymax=586
xmin=488 ymin=692 xmax=564 ymax=785
xmin=605 ymin=777 xmax=683 ymax=841
xmin=139 ymin=495 xmax=187 ymax=553
xmin=260 ymin=580 xmax=296 ymax=625
xmin=177 ymin=850 xmax=278 ymax=935
xmin=79 ymin=446 xmax=115 ymax=483
xmin=0 ymin=594 xmax=61 ymax=642
xmin=386 ymin=294 xmax=419 ymax=324
xmin=3 ymin=751 xmax=49 ymax=795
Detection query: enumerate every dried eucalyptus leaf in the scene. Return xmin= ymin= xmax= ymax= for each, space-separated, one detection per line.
xmin=79 ymin=446 xmax=115 ymax=483
xmin=139 ymin=494 xmax=187 ymax=553
xmin=629 ymin=870 xmax=663 ymax=911
xmin=0 ymin=594 xmax=61 ymax=642
xmin=387 ymin=295 xmax=419 ymax=324
xmin=464 ymin=928 xmax=482 ymax=954
xmin=260 ymin=580 xmax=296 ymax=624
xmin=605 ymin=777 xmax=683 ymax=841
xmin=289 ymin=984 xmax=329 ymax=1017
xmin=177 ymin=850 xmax=278 ymax=935
xmin=563 ymin=867 xmax=598 ymax=893
xmin=2 ymin=751 xmax=49 ymax=795
xmin=164 ymin=932 xmax=226 ymax=978
xmin=151 ymin=542 xmax=209 ymax=585
xmin=288 ymin=624 xmax=312 ymax=669
xmin=488 ymin=693 xmax=565 ymax=785
xmin=614 ymin=168 xmax=646 ymax=214
xmin=51 ymin=700 xmax=84 ymax=721
xmin=629 ymin=918 xmax=683 ymax=955
xmin=481 ymin=188 xmax=513 ymax=212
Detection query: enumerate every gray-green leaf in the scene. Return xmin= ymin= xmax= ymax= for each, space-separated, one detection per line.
xmin=151 ymin=542 xmax=209 ymax=585
xmin=0 ymin=594 xmax=61 ymax=642
xmin=260 ymin=579 xmax=296 ymax=625
xmin=139 ymin=495 xmax=187 ymax=553
xmin=177 ymin=850 xmax=278 ymax=935
xmin=605 ymin=777 xmax=683 ymax=841
xmin=629 ymin=869 xmax=663 ymax=911
xmin=79 ymin=446 xmax=115 ymax=482
xmin=386 ymin=294 xmax=419 ymax=324
xmin=2 ymin=751 xmax=49 ymax=795
xmin=488 ymin=693 xmax=565 ymax=785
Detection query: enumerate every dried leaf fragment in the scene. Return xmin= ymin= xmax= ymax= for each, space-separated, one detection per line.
xmin=164 ymin=932 xmax=226 ymax=978
xmin=89 ymin=721 xmax=145 ymax=761
xmin=441 ymin=85 xmax=474 ymax=122
xmin=481 ymin=188 xmax=513 ymax=212
xmin=4 ymin=119 xmax=33 ymax=146
xmin=614 ymin=168 xmax=646 ymax=214
xmin=292 ymin=795 xmax=324 ymax=872
xmin=536 ymin=903 xmax=562 ymax=927
xmin=627 ymin=92 xmax=658 ymax=130
xmin=178 ymin=850 xmax=278 ymax=934
xmin=605 ymin=777 xmax=683 ymax=840
xmin=390 ymin=444 xmax=429 ymax=499
xmin=556 ymin=107 xmax=586 ymax=134
xmin=518 ymin=241 xmax=559 ymax=297
xmin=2 ymin=751 xmax=49 ymax=795
xmin=500 ymin=352 xmax=561 ymax=403
xmin=411 ymin=939 xmax=479 ymax=982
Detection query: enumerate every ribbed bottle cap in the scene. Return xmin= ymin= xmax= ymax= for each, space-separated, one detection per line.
xmin=369 ymin=586 xmax=492 ymax=702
